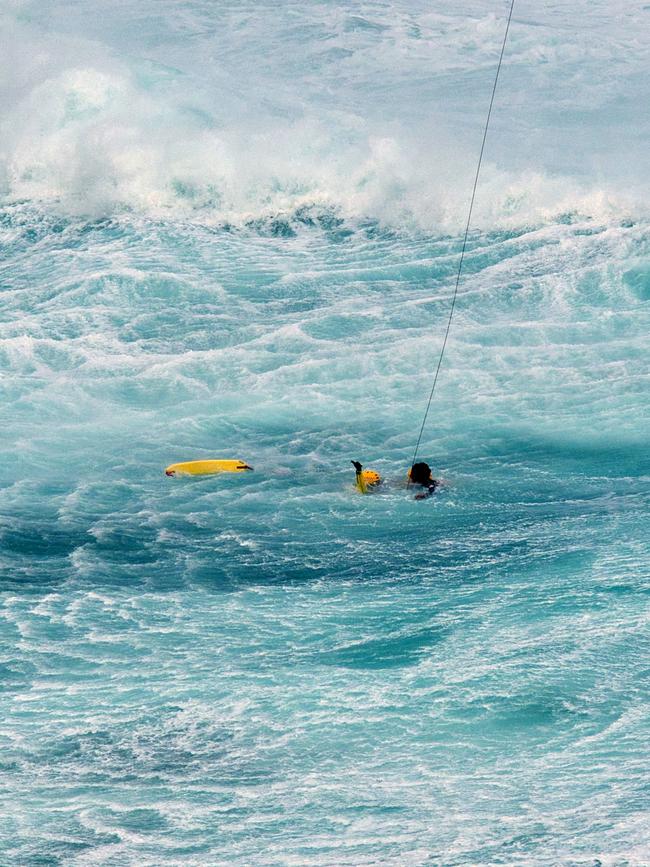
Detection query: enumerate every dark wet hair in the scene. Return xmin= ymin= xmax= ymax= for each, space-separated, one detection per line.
xmin=410 ymin=462 xmax=432 ymax=485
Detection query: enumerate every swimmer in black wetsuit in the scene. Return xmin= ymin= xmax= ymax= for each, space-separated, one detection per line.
xmin=408 ymin=461 xmax=439 ymax=500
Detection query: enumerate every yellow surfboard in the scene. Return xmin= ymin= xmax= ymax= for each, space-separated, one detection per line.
xmin=165 ymin=459 xmax=253 ymax=477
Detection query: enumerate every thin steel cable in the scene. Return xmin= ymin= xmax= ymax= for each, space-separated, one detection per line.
xmin=409 ymin=0 xmax=516 ymax=475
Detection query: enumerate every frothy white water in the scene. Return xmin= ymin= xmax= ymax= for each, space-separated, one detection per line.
xmin=1 ymin=1 xmax=648 ymax=228
xmin=1 ymin=2 xmax=649 ymax=865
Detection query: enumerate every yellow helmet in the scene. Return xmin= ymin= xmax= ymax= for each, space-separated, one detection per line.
xmin=362 ymin=469 xmax=382 ymax=486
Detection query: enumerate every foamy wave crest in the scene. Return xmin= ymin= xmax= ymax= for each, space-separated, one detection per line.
xmin=0 ymin=11 xmax=643 ymax=231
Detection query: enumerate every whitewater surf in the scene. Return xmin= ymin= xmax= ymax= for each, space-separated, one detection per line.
xmin=1 ymin=1 xmax=649 ymax=864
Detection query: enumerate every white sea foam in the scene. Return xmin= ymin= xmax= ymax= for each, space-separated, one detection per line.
xmin=1 ymin=3 xmax=649 ymax=866
xmin=1 ymin=4 xmax=648 ymax=229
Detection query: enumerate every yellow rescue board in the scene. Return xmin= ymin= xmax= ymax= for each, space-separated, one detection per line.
xmin=165 ymin=459 xmax=253 ymax=477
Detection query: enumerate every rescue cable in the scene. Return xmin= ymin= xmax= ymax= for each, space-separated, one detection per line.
xmin=409 ymin=0 xmax=516 ymax=472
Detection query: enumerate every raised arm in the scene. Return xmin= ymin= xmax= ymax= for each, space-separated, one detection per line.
xmin=351 ymin=460 xmax=368 ymax=494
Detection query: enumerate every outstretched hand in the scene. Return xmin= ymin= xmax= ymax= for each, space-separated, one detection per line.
xmin=351 ymin=460 xmax=363 ymax=472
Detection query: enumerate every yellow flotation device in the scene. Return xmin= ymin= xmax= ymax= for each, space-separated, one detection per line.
xmin=165 ymin=459 xmax=253 ymax=477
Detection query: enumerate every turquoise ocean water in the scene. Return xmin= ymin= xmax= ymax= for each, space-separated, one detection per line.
xmin=1 ymin=1 xmax=649 ymax=863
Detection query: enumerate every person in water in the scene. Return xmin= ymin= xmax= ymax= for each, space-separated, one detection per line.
xmin=351 ymin=460 xmax=439 ymax=499
xmin=350 ymin=460 xmax=380 ymax=494
xmin=408 ymin=461 xmax=439 ymax=500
